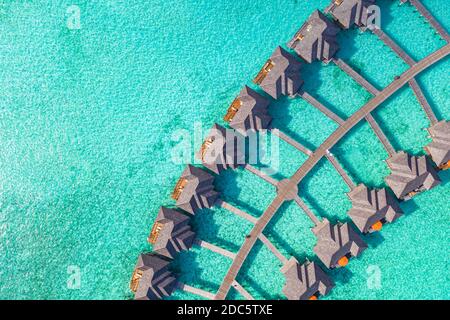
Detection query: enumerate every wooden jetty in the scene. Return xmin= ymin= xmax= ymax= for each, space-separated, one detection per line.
xmin=232 ymin=281 xmax=255 ymax=300
xmin=217 ymin=199 xmax=258 ymax=224
xmin=244 ymin=164 xmax=278 ymax=186
xmin=177 ymin=283 xmax=215 ymax=300
xmin=332 ymin=58 xmax=380 ymax=95
xmin=372 ymin=27 xmax=438 ymax=125
xmin=194 ymin=239 xmax=236 ymax=260
xmin=325 ymin=151 xmax=356 ymax=190
xmin=298 ymin=90 xmax=345 ymax=125
xmin=271 ymin=128 xmax=313 ymax=156
xmin=409 ymin=0 xmax=450 ymax=43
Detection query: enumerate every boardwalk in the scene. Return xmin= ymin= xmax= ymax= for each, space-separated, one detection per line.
xmin=232 ymin=281 xmax=255 ymax=300
xmin=372 ymin=27 xmax=438 ymax=125
xmin=409 ymin=79 xmax=438 ymax=125
xmin=194 ymin=239 xmax=236 ymax=260
xmin=332 ymin=57 xmax=397 ymax=156
xmin=365 ymin=114 xmax=396 ymax=157
xmin=244 ymin=164 xmax=278 ymax=186
xmin=332 ymin=58 xmax=380 ymax=95
xmin=294 ymin=195 xmax=321 ymax=226
xmin=259 ymin=233 xmax=288 ymax=264
xmin=214 ymin=44 xmax=450 ymax=300
xmin=218 ymin=199 xmax=258 ymax=224
xmin=325 ymin=151 xmax=356 ymax=190
xmin=298 ymin=90 xmax=345 ymax=125
xmin=409 ymin=0 xmax=450 ymax=43
xmin=178 ymin=283 xmax=215 ymax=300
xmin=271 ymin=129 xmax=313 ymax=155
xmin=372 ymin=28 xmax=416 ymax=66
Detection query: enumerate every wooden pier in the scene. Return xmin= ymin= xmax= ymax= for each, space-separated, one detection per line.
xmin=220 ymin=198 xmax=289 ymax=265
xmin=244 ymin=164 xmax=278 ymax=186
xmin=365 ymin=114 xmax=396 ymax=157
xmin=271 ymin=128 xmax=313 ymax=156
xmin=259 ymin=233 xmax=289 ymax=264
xmin=178 ymin=283 xmax=216 ymax=300
xmin=329 ymin=57 xmax=399 ymax=157
xmin=232 ymin=281 xmax=255 ymax=300
xmin=372 ymin=28 xmax=438 ymax=125
xmin=293 ymin=195 xmax=321 ymax=226
xmin=135 ymin=1 xmax=450 ymax=300
xmin=298 ymin=90 xmax=345 ymax=125
xmin=409 ymin=79 xmax=438 ymax=125
xmin=218 ymin=199 xmax=258 ymax=224
xmin=194 ymin=239 xmax=236 ymax=260
xmin=214 ymin=45 xmax=450 ymax=300
xmin=409 ymin=0 xmax=450 ymax=43
xmin=332 ymin=58 xmax=380 ymax=95
xmin=325 ymin=151 xmax=356 ymax=190
xmin=372 ymin=28 xmax=416 ymax=66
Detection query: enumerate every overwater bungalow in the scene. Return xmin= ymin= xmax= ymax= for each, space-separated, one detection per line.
xmin=347 ymin=184 xmax=403 ymax=234
xmin=253 ymin=46 xmax=303 ymax=99
xmin=281 ymin=257 xmax=334 ymax=300
xmin=171 ymin=165 xmax=219 ymax=215
xmin=224 ymin=86 xmax=272 ymax=136
xmin=196 ymin=123 xmax=244 ymax=174
xmin=148 ymin=207 xmax=196 ymax=259
xmin=325 ymin=0 xmax=376 ymax=29
xmin=312 ymin=219 xmax=367 ymax=269
xmin=385 ymin=151 xmax=441 ymax=201
xmin=425 ymin=120 xmax=450 ymax=170
xmin=287 ymin=10 xmax=340 ymax=63
xmin=130 ymin=253 xmax=177 ymax=300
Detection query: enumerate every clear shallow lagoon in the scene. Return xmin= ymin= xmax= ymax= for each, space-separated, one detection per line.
xmin=0 ymin=0 xmax=448 ymax=299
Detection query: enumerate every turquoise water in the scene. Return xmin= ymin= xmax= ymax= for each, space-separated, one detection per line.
xmin=0 ymin=1 xmax=448 ymax=300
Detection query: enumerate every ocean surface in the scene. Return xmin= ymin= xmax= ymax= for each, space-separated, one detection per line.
xmin=0 ymin=0 xmax=448 ymax=300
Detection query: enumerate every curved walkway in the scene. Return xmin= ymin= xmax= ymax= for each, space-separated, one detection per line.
xmin=214 ymin=44 xmax=450 ymax=300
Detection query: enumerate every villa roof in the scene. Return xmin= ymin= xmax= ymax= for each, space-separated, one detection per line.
xmin=347 ymin=184 xmax=403 ymax=233
xmin=196 ymin=123 xmax=244 ymax=174
xmin=385 ymin=151 xmax=441 ymax=200
xmin=226 ymin=86 xmax=272 ymax=136
xmin=425 ymin=120 xmax=450 ymax=168
xmin=132 ymin=254 xmax=177 ymax=300
xmin=287 ymin=10 xmax=340 ymax=63
xmin=172 ymin=165 xmax=219 ymax=214
xmin=253 ymin=46 xmax=303 ymax=99
xmin=313 ymin=219 xmax=367 ymax=269
xmin=281 ymin=257 xmax=334 ymax=300
xmin=326 ymin=0 xmax=377 ymax=29
xmin=149 ymin=207 xmax=196 ymax=259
